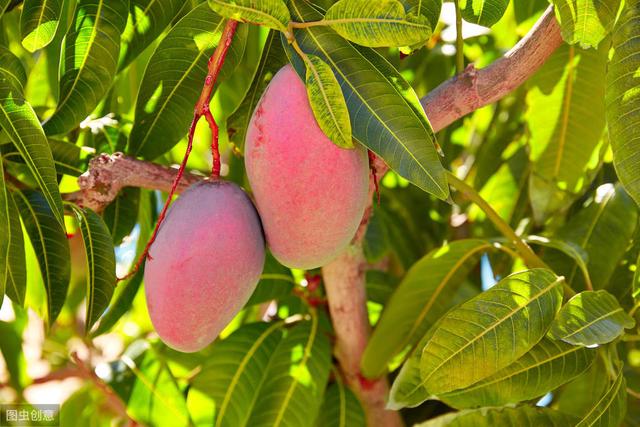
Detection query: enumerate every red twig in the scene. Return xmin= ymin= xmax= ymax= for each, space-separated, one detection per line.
xmin=368 ymin=150 xmax=380 ymax=205
xmin=117 ymin=20 xmax=238 ymax=282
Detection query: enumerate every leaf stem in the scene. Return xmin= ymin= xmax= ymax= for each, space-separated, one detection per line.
xmin=453 ymin=0 xmax=464 ymax=74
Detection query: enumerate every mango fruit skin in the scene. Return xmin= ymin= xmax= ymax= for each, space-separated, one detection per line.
xmin=144 ymin=180 xmax=265 ymax=352
xmin=245 ymin=65 xmax=369 ymax=269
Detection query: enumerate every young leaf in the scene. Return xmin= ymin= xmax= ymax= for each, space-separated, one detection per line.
xmin=576 ymin=368 xmax=627 ymax=426
xmin=315 ymin=380 xmax=366 ymax=427
xmin=419 ymin=269 xmax=564 ymax=395
xmin=549 ymin=290 xmax=636 ymax=346
xmin=4 ymin=190 xmax=26 ymax=306
xmin=13 ymin=190 xmax=70 ymax=325
xmin=42 ymin=0 xmax=129 ymax=135
xmin=460 ymin=0 xmax=509 ymax=27
xmin=323 ymin=0 xmax=432 ymax=48
xmin=286 ymin=0 xmax=448 ymax=199
xmin=246 ymin=316 xmax=332 ymax=427
xmin=416 ymin=406 xmax=578 ymax=427
xmin=551 ymin=0 xmax=621 ymax=48
xmin=362 ymin=239 xmax=495 ymax=378
xmin=438 ymin=338 xmax=596 ymax=408
xmin=118 ymin=0 xmax=187 ymax=71
xmin=128 ymin=5 xmax=247 ymax=159
xmin=527 ymin=45 xmax=607 ymax=223
xmin=606 ymin=0 xmax=640 ymax=206
xmin=0 ymin=80 xmax=65 ymax=226
xmin=69 ymin=205 xmax=116 ymax=333
xmin=20 ymin=0 xmax=63 ymax=52
xmin=208 ymin=0 xmax=290 ymax=33
xmin=187 ymin=322 xmax=285 ymax=427
xmin=303 ymin=54 xmax=352 ymax=148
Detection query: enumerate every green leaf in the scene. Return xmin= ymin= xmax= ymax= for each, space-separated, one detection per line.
xmin=2 ymin=138 xmax=86 ymax=177
xmin=460 ymin=0 xmax=509 ymax=27
xmin=128 ymin=5 xmax=247 ymax=159
xmin=118 ymin=0 xmax=187 ymax=71
xmin=365 ymin=269 xmax=398 ymax=304
xmin=323 ymin=0 xmax=432 ymax=48
xmin=286 ymin=0 xmax=448 ymax=199
xmin=438 ymin=338 xmax=596 ymax=408
xmin=576 ymin=367 xmax=627 ymax=426
xmin=187 ymin=322 xmax=285 ymax=427
xmin=551 ymin=0 xmax=621 ymax=48
xmin=362 ymin=239 xmax=495 ymax=378
xmin=315 ymin=380 xmax=366 ymax=427
xmin=0 ymin=1 xmax=11 ymax=20
xmin=549 ymin=290 xmax=636 ymax=346
xmin=69 ymin=205 xmax=116 ymax=333
xmin=525 ymin=235 xmax=593 ymax=290
xmin=246 ymin=316 xmax=332 ymax=427
xmin=303 ymin=54 xmax=352 ymax=148
xmin=42 ymin=0 xmax=129 ymax=135
xmin=543 ymin=183 xmax=638 ymax=290
xmin=13 ymin=190 xmax=70 ymax=325
xmin=388 ymin=334 xmax=430 ymax=409
xmin=20 ymin=0 xmax=63 ymax=52
xmin=606 ymin=0 xmax=640 ymax=206
xmin=4 ymin=190 xmax=26 ymax=306
xmin=227 ymin=30 xmax=288 ymax=149
xmin=526 ymin=44 xmax=607 ymax=223
xmin=555 ymin=355 xmax=611 ymax=417
xmin=403 ymin=0 xmax=442 ymax=30
xmin=102 ymin=187 xmax=140 ymax=245
xmin=419 ymin=268 xmax=564 ymax=395
xmin=246 ymin=252 xmax=295 ymax=306
xmin=208 ymin=0 xmax=290 ymax=33
xmin=416 ymin=406 xmax=578 ymax=427
xmin=0 ymin=70 xmax=65 ymax=226
xmin=0 ymin=45 xmax=28 ymax=92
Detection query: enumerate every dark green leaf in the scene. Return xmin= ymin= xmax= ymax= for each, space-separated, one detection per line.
xmin=69 ymin=205 xmax=116 ymax=333
xmin=0 ymin=45 xmax=27 ymax=92
xmin=0 ymin=160 xmax=9 ymax=299
xmin=102 ymin=187 xmax=140 ymax=245
xmin=365 ymin=270 xmax=398 ymax=305
xmin=13 ymin=190 xmax=70 ymax=325
xmin=403 ymin=0 xmax=442 ymax=30
xmin=4 ymin=190 xmax=26 ymax=306
xmin=549 ymin=290 xmax=635 ymax=346
xmin=576 ymin=367 xmax=627 ymax=426
xmin=20 ymin=0 xmax=63 ymax=52
xmin=526 ymin=235 xmax=592 ymax=290
xmin=42 ymin=0 xmax=129 ymax=135
xmin=208 ymin=0 xmax=290 ymax=33
xmin=606 ymin=0 xmax=640 ymax=206
xmin=128 ymin=5 xmax=247 ymax=159
xmin=460 ymin=0 xmax=509 ymax=27
xmin=438 ymin=338 xmax=596 ymax=408
xmin=246 ymin=252 xmax=295 ymax=306
xmin=286 ymin=0 xmax=448 ymax=199
xmin=551 ymin=0 xmax=621 ymax=48
xmin=315 ymin=380 xmax=366 ymax=427
xmin=362 ymin=239 xmax=494 ymax=378
xmin=416 ymin=406 xmax=578 ymax=427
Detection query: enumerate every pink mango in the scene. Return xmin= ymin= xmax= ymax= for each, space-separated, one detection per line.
xmin=245 ymin=65 xmax=370 ymax=269
xmin=144 ymin=181 xmax=265 ymax=352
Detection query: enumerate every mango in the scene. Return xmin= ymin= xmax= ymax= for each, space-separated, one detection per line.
xmin=245 ymin=65 xmax=369 ymax=269
xmin=144 ymin=180 xmax=265 ymax=352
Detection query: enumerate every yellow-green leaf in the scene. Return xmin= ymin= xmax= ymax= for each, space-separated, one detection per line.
xmin=20 ymin=0 xmax=63 ymax=52
xmin=576 ymin=367 xmax=627 ymax=426
xmin=551 ymin=0 xmax=622 ymax=48
xmin=208 ymin=0 xmax=290 ymax=33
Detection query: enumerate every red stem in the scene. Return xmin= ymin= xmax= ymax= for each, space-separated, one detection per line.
xmin=117 ymin=20 xmax=238 ymax=282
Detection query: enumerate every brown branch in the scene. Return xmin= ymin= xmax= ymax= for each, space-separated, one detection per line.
xmin=421 ymin=6 xmax=562 ymax=132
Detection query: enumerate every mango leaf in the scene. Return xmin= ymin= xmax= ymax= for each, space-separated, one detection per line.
xmin=2 ymin=138 xmax=86 ymax=177
xmin=20 ymin=0 xmax=63 ymax=52
xmin=13 ymin=190 xmax=70 ymax=325
xmin=403 ymin=0 xmax=442 ymax=30
xmin=246 ymin=316 xmax=332 ymax=427
xmin=549 ymin=290 xmax=636 ymax=346
xmin=416 ymin=406 xmax=578 ymax=427
xmin=0 ymin=1 xmax=11 ymax=19
xmin=438 ymin=338 xmax=596 ymax=408
xmin=323 ymin=0 xmax=432 ymax=48
xmin=419 ymin=269 xmax=564 ymax=395
xmin=286 ymin=0 xmax=448 ymax=199
xmin=0 ymin=161 xmax=9 ymax=299
xmin=526 ymin=44 xmax=607 ymax=223
xmin=187 ymin=322 xmax=285 ymax=427
xmin=543 ymin=183 xmax=638 ymax=290
xmin=42 ymin=0 xmax=129 ymax=135
xmin=118 ymin=0 xmax=187 ymax=71
xmin=303 ymin=54 xmax=352 ymax=148
xmin=0 ymin=62 xmax=64 ymax=226
xmin=128 ymin=5 xmax=247 ymax=159
xmin=362 ymin=239 xmax=495 ymax=378
xmin=551 ymin=0 xmax=621 ymax=48
xmin=315 ymin=380 xmax=366 ymax=427
xmin=103 ymin=187 xmax=140 ymax=245
xmin=514 ymin=0 xmax=548 ymax=24
xmin=208 ymin=0 xmax=290 ymax=33
xmin=4 ymin=190 xmax=26 ymax=306
xmin=460 ymin=0 xmax=509 ymax=27
xmin=68 ymin=205 xmax=116 ymax=333
xmin=227 ymin=30 xmax=288 ymax=149
xmin=606 ymin=0 xmax=640 ymax=206
xmin=365 ymin=270 xmax=398 ymax=304
xmin=525 ymin=235 xmax=592 ymax=290
xmin=555 ymin=356 xmax=611 ymax=417
xmin=246 ymin=252 xmax=295 ymax=306
xmin=576 ymin=368 xmax=627 ymax=426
